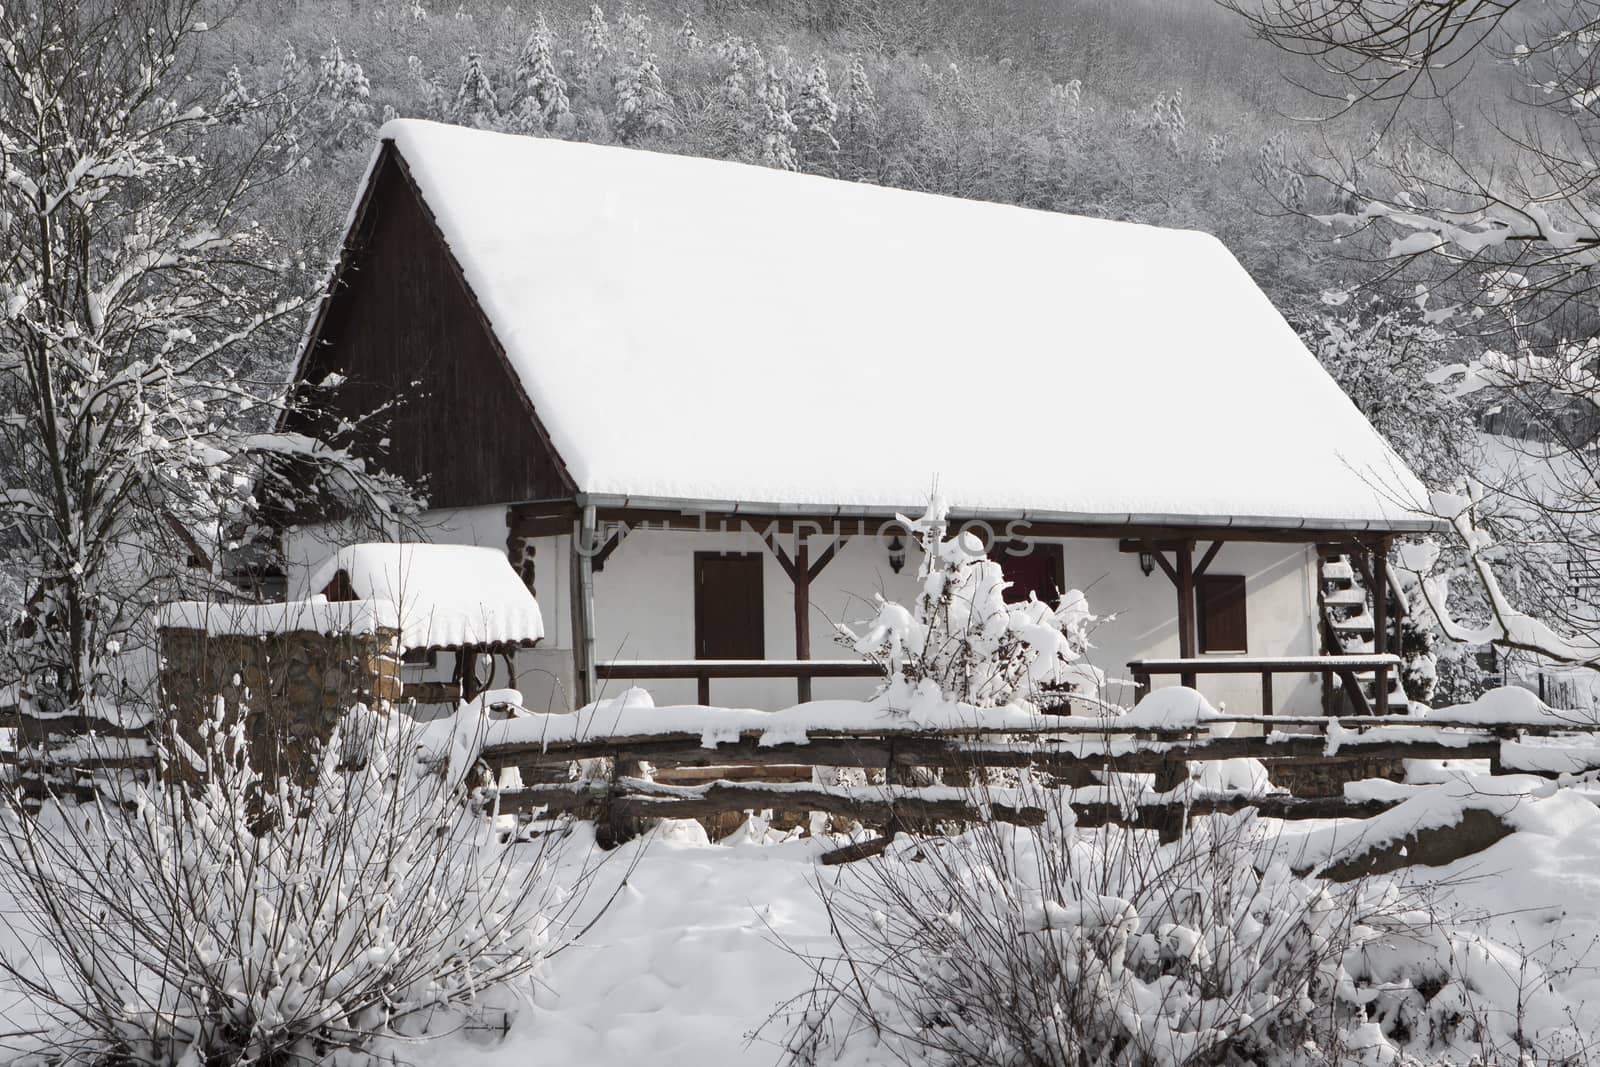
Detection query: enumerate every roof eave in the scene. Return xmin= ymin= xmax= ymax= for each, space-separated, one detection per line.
xmin=571 ymin=492 xmax=1449 ymax=537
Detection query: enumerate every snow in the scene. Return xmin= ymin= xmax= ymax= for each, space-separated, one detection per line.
xmin=157 ymin=596 xmax=404 ymax=639
xmin=397 ymin=779 xmax=1600 ymax=1066
xmin=1416 ymin=685 xmax=1599 ymax=726
xmin=362 ymin=119 xmax=1434 ymax=531
xmin=297 ymin=542 xmax=544 ymax=650
xmin=423 ymin=685 xmax=1237 ymax=758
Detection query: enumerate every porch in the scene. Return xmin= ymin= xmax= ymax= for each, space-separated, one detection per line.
xmin=506 ymin=501 xmax=1423 ymax=716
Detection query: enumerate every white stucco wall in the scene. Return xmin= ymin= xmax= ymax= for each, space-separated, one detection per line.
xmin=283 ymin=509 xmax=1326 ymax=717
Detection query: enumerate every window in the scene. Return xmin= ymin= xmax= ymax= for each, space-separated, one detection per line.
xmin=694 ymin=553 xmax=765 ymax=659
xmin=998 ymin=541 xmax=1065 ymax=606
xmin=1196 ymin=574 xmax=1247 ymax=654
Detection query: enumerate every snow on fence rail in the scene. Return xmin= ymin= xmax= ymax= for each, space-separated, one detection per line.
xmin=468 ymin=687 xmax=1600 ymax=846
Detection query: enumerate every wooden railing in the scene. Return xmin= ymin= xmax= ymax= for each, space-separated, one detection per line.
xmin=1128 ymin=654 xmax=1402 ymax=717
xmin=475 ymin=705 xmax=1596 ymax=851
xmin=597 ymin=658 xmax=880 ymax=704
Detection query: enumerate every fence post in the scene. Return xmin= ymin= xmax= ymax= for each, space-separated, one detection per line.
xmin=1153 ymin=758 xmax=1188 ymax=844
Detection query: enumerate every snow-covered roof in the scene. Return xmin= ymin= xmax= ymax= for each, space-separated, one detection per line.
xmin=158 ymin=597 xmax=405 ymax=639
xmin=365 ymin=118 xmax=1434 ymax=531
xmin=300 ymin=543 xmax=544 ymax=651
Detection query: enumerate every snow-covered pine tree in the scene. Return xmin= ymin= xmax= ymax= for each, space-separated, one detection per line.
xmin=512 ymin=13 xmax=572 ymax=132
xmin=616 ymin=4 xmax=651 ymax=62
xmin=839 ymin=53 xmax=877 ymax=144
xmin=311 ymin=40 xmax=374 ymax=147
xmin=758 ymin=65 xmax=800 ymax=170
xmin=580 ymin=3 xmax=612 ymax=80
xmin=614 ymin=50 xmax=674 ymax=142
xmin=793 ymin=56 xmax=840 ymax=163
xmin=453 ymin=51 xmax=499 ymax=127
xmin=218 ymin=66 xmax=255 ymax=125
xmin=677 ymin=10 xmax=702 ymax=50
xmin=0 ymin=0 xmax=411 ymax=713
xmin=279 ymin=40 xmax=306 ymax=92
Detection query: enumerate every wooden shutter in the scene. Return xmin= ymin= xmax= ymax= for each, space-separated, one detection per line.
xmin=694 ymin=553 xmax=766 ymax=659
xmin=1196 ymin=574 xmax=1248 ymax=654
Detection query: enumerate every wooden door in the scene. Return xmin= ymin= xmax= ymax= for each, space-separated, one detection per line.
xmin=695 ymin=553 xmax=766 ymax=659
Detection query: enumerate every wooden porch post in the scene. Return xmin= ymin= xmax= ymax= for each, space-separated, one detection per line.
xmin=1373 ymin=538 xmax=1390 ymax=715
xmin=794 ymin=532 xmax=812 ymax=704
xmin=570 ymin=507 xmax=598 ymax=708
xmin=1176 ymin=540 xmax=1197 ymax=688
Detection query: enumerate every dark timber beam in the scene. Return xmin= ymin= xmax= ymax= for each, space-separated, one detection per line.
xmin=1194 ymin=540 xmax=1225 ymax=578
xmin=1176 ymin=540 xmax=1197 ymax=688
xmin=794 ymin=534 xmax=812 ymax=703
xmin=1373 ymin=538 xmax=1390 ymax=714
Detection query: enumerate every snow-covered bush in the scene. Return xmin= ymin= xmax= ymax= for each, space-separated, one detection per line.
xmin=782 ymin=803 xmax=1389 ymax=1066
xmin=782 ymin=780 xmax=1600 ymax=1066
xmin=0 ymin=703 xmax=595 ymax=1064
xmin=840 ymin=497 xmax=1099 ymax=709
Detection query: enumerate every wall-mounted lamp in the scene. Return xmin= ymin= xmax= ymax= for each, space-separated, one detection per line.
xmin=888 ymin=534 xmax=907 ymax=574
xmin=1138 ymin=550 xmax=1156 ymax=578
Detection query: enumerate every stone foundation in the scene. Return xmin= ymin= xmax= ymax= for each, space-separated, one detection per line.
xmin=1264 ymin=756 xmax=1407 ymax=798
xmin=158 ymin=625 xmax=401 ymax=782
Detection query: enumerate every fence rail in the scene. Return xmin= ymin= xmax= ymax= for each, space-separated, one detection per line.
xmin=477 ymin=706 xmax=1600 ymax=846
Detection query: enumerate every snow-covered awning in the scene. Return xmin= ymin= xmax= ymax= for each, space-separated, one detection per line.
xmin=323 ymin=119 xmax=1437 ymax=532
xmin=299 ymin=543 xmax=544 ymax=652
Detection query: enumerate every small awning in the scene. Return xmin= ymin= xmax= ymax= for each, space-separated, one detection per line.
xmin=302 ymin=543 xmax=544 ymax=652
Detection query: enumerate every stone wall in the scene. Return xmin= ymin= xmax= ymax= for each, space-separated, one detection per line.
xmin=158 ymin=625 xmax=401 ymax=782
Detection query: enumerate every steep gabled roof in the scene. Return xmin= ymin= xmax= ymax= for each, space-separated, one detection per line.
xmin=315 ymin=118 xmax=1434 ymax=531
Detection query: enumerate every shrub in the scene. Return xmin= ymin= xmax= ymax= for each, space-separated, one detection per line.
xmin=840 ymin=496 xmax=1100 ymax=710
xmin=0 ymin=702 xmax=599 ymax=1065
xmin=780 ymin=790 xmax=1406 ymax=1066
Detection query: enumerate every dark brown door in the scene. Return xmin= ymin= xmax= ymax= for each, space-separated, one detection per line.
xmin=998 ymin=542 xmax=1065 ymax=606
xmin=695 ymin=553 xmax=766 ymax=659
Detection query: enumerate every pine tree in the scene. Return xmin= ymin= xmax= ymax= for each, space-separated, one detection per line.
xmin=311 ymin=41 xmax=373 ymax=147
xmin=793 ymin=56 xmax=839 ymax=160
xmin=614 ymin=51 xmax=673 ymax=142
xmin=279 ymin=41 xmax=305 ymax=91
xmin=453 ymin=51 xmax=499 ymax=127
xmin=616 ymin=4 xmax=651 ymax=62
xmin=677 ymin=10 xmax=702 ymax=50
xmin=512 ymin=13 xmax=571 ymax=131
xmin=218 ymin=66 xmax=254 ymax=125
xmin=839 ymin=53 xmax=876 ymax=142
xmin=580 ymin=3 xmax=612 ymax=79
xmin=758 ymin=66 xmax=799 ymax=171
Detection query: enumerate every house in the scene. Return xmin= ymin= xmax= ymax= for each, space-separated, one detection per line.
xmin=279 ymin=118 xmax=1440 ymax=717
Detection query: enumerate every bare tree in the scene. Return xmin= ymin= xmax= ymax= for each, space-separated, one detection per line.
xmin=1218 ymin=0 xmax=1600 ymax=681
xmin=0 ymin=0 xmax=413 ymax=711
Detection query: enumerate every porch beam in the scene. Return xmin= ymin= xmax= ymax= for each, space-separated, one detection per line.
xmin=1194 ymin=540 xmax=1225 ymax=578
xmin=1373 ymin=537 xmax=1390 ymax=714
xmin=1176 ymin=540 xmax=1197 ymax=688
xmin=807 ymin=539 xmax=845 ymax=582
xmin=589 ymin=528 xmax=625 ymax=573
xmin=571 ymin=505 xmax=1427 ymax=545
xmin=761 ymin=531 xmax=799 ymax=583
xmin=570 ymin=508 xmax=598 ymax=707
xmin=794 ymin=534 xmax=812 ymax=703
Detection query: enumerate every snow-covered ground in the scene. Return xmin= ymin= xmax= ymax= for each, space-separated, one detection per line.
xmin=412 ymin=819 xmax=834 ymax=1066
xmin=404 ymin=773 xmax=1600 ymax=1066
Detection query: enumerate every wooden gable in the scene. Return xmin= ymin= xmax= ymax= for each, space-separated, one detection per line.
xmin=287 ymin=142 xmax=574 ymax=511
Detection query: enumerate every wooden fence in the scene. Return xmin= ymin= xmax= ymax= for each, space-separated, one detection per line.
xmin=474 ymin=707 xmax=1600 ymax=851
